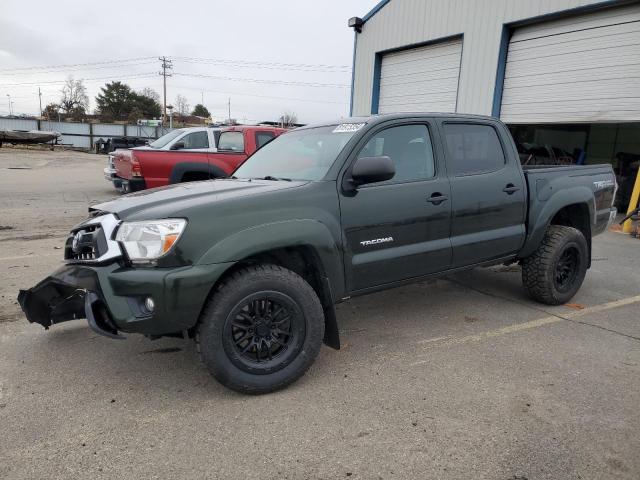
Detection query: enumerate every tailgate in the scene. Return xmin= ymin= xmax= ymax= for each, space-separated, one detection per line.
xmin=113 ymin=149 xmax=133 ymax=180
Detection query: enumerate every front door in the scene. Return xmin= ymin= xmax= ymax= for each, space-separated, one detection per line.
xmin=340 ymin=122 xmax=452 ymax=292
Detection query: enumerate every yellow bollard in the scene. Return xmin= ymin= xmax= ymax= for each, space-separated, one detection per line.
xmin=622 ymin=167 xmax=640 ymax=233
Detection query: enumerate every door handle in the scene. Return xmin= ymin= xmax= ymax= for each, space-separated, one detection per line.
xmin=427 ymin=193 xmax=448 ymax=205
xmin=503 ymin=184 xmax=519 ymax=194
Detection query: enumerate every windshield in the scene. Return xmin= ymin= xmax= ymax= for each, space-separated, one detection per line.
xmin=149 ymin=129 xmax=184 ymax=149
xmin=233 ymin=125 xmax=357 ymax=181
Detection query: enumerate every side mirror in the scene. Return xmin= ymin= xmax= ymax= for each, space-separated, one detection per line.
xmin=350 ymin=156 xmax=395 ymax=187
xmin=171 ymin=141 xmax=185 ymax=150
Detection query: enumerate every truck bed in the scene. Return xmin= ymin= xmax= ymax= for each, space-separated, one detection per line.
xmin=519 ymin=163 xmax=616 ymax=257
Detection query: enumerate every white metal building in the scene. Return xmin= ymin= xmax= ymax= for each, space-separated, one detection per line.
xmin=349 ymin=0 xmax=640 ymax=206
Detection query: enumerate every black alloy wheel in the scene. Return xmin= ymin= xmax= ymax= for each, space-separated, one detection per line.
xmin=224 ymin=293 xmax=305 ymax=374
xmin=554 ymin=246 xmax=581 ymax=294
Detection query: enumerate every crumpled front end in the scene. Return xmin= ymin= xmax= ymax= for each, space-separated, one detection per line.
xmin=18 ymin=267 xmax=123 ymax=339
xmin=17 ymin=211 xmax=233 ymax=339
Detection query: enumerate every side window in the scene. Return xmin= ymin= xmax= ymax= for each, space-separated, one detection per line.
xmin=443 ymin=123 xmax=506 ymax=176
xmin=180 ymin=131 xmax=209 ymax=149
xmin=218 ymin=131 xmax=245 ymax=152
xmin=256 ymin=131 xmax=275 ymax=149
xmin=357 ymin=124 xmax=435 ymax=183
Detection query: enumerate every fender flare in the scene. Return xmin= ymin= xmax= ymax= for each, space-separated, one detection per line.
xmin=519 ymin=185 xmax=595 ymax=258
xmin=168 ymin=162 xmax=228 ymax=184
xmin=197 ymin=219 xmax=345 ymax=349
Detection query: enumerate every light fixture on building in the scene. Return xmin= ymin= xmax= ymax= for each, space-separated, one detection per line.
xmin=348 ymin=17 xmax=363 ymax=33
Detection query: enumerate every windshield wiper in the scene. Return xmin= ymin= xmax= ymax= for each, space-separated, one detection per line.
xmin=258 ymin=175 xmax=292 ymax=181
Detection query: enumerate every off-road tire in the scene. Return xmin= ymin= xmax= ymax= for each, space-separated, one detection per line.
xmin=196 ymin=264 xmax=325 ymax=394
xmin=521 ymin=225 xmax=588 ymax=305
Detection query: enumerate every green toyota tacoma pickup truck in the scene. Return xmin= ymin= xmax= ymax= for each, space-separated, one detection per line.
xmin=19 ymin=113 xmax=617 ymax=394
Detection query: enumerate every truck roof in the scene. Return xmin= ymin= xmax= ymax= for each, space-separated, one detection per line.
xmin=297 ymin=112 xmax=499 ymax=130
xmin=221 ymin=125 xmax=286 ymax=133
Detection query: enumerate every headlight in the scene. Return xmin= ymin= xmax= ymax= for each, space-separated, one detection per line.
xmin=115 ymin=219 xmax=186 ymax=263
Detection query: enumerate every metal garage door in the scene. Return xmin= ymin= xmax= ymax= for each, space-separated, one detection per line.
xmin=378 ymin=38 xmax=463 ymax=114
xmin=501 ymin=3 xmax=640 ymax=123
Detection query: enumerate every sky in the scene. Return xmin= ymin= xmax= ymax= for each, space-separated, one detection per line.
xmin=0 ymin=0 xmax=378 ymax=124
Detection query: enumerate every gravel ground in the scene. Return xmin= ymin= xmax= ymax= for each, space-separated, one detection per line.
xmin=1 ymin=147 xmax=639 ymax=479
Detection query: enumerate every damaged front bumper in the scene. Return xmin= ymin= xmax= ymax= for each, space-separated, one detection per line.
xmin=18 ymin=266 xmax=124 ymax=339
xmin=17 ymin=262 xmax=234 ymax=339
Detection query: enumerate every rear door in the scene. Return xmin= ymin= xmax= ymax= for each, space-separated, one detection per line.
xmin=211 ymin=130 xmax=249 ymax=173
xmin=255 ymin=130 xmax=276 ymax=150
xmin=440 ymin=121 xmax=526 ymax=267
xmin=340 ymin=121 xmax=452 ymax=292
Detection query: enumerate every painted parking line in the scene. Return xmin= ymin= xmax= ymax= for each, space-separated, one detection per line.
xmin=411 ymin=294 xmax=640 ymax=366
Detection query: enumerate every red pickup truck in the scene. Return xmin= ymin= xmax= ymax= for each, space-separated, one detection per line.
xmin=111 ymin=125 xmax=286 ymax=192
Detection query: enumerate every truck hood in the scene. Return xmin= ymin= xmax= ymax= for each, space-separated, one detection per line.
xmin=92 ymin=179 xmax=307 ymax=220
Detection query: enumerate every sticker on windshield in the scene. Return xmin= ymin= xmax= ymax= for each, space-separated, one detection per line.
xmin=333 ymin=123 xmax=365 ymax=133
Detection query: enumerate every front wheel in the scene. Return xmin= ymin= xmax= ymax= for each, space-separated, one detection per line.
xmin=196 ymin=264 xmax=325 ymax=394
xmin=521 ymin=225 xmax=589 ymax=305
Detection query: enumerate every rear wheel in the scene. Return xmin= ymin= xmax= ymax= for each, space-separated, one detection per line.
xmin=196 ymin=264 xmax=324 ymax=394
xmin=521 ymin=225 xmax=588 ymax=305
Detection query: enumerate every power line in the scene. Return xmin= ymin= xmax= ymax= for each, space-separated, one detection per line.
xmin=0 ymin=56 xmax=157 ymax=73
xmin=172 ymin=84 xmax=347 ymax=105
xmin=0 ymin=61 xmax=158 ymax=76
xmin=0 ymin=72 xmax=158 ymax=87
xmin=173 ymin=56 xmax=350 ymax=70
xmin=0 ymin=56 xmax=350 ymax=75
xmin=173 ymin=72 xmax=349 ymax=88
xmin=174 ymin=58 xmax=351 ymax=73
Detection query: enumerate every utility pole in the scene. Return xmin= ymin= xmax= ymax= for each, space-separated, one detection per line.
xmin=38 ymin=87 xmax=42 ymax=116
xmin=158 ymin=56 xmax=173 ymax=125
xmin=228 ymin=97 xmax=231 ymax=124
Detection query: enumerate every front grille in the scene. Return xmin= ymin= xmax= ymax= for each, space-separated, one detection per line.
xmin=64 ymin=225 xmax=103 ymax=261
xmin=62 ymin=213 xmax=122 ymax=264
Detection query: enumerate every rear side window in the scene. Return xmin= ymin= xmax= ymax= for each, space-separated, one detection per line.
xmin=218 ymin=131 xmax=245 ymax=152
xmin=256 ymin=131 xmax=275 ymax=149
xmin=443 ymin=123 xmax=505 ymax=176
xmin=180 ymin=131 xmax=209 ymax=149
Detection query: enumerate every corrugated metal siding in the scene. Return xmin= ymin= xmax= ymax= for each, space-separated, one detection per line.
xmin=0 ymin=118 xmax=38 ymax=131
xmin=0 ymin=117 xmax=166 ymax=148
xmin=93 ymin=123 xmax=125 ymax=136
xmin=379 ymin=38 xmax=463 ymax=113
xmin=501 ymin=3 xmax=640 ymax=123
xmin=352 ymin=0 xmax=615 ymax=117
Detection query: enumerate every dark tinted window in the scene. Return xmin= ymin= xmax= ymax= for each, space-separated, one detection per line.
xmin=218 ymin=131 xmax=245 ymax=152
xmin=443 ymin=123 xmax=505 ymax=176
xmin=181 ymin=131 xmax=209 ymax=149
xmin=357 ymin=124 xmax=435 ymax=183
xmin=256 ymin=131 xmax=275 ymax=148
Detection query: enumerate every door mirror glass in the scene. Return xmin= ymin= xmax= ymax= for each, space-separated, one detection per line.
xmin=351 ymin=156 xmax=395 ymax=186
xmin=171 ymin=141 xmax=185 ymax=150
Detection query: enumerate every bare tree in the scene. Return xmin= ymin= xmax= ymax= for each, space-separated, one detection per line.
xmin=139 ymin=87 xmax=160 ymax=103
xmin=175 ymin=94 xmax=190 ymax=116
xmin=279 ymin=111 xmax=298 ymax=128
xmin=60 ymin=76 xmax=89 ymax=119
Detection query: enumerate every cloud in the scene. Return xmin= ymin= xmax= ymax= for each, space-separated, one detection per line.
xmin=0 ymin=0 xmax=377 ymax=122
